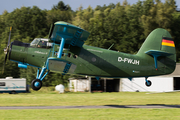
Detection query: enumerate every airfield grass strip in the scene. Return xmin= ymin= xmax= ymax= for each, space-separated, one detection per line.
xmin=0 ymin=87 xmax=180 ymax=106
xmin=0 ymin=109 xmax=180 ymax=120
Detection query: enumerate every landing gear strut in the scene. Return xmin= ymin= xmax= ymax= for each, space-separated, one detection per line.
xmin=31 ymin=68 xmax=49 ymax=91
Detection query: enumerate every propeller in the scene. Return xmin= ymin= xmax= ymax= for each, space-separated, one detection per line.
xmin=2 ymin=27 xmax=12 ymax=74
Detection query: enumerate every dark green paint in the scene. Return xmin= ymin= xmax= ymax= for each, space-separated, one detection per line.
xmin=9 ymin=24 xmax=176 ymax=78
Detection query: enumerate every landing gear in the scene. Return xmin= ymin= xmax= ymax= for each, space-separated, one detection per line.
xmin=31 ymin=68 xmax=49 ymax=91
xmin=95 ymin=77 xmax=101 ymax=87
xmin=145 ymin=80 xmax=152 ymax=87
xmin=145 ymin=77 xmax=152 ymax=87
xmin=31 ymin=79 xmax=42 ymax=91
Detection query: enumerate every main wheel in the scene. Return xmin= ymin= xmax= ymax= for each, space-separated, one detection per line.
xmin=31 ymin=79 xmax=42 ymax=91
xmin=145 ymin=80 xmax=152 ymax=87
xmin=10 ymin=90 xmax=16 ymax=94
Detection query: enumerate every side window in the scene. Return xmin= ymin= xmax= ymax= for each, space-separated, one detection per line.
xmin=0 ymin=82 xmax=5 ymax=86
xmin=47 ymin=42 xmax=52 ymax=48
xmin=73 ymin=54 xmax=78 ymax=59
xmin=38 ymin=41 xmax=47 ymax=48
xmin=68 ymin=53 xmax=71 ymax=57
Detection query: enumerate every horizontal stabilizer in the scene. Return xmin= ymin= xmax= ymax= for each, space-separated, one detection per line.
xmin=145 ymin=50 xmax=173 ymax=70
xmin=145 ymin=50 xmax=173 ymax=57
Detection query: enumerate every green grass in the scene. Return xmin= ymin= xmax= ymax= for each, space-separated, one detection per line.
xmin=1 ymin=87 xmax=180 ymax=120
xmin=1 ymin=109 xmax=180 ymax=120
xmin=0 ymin=87 xmax=180 ymax=106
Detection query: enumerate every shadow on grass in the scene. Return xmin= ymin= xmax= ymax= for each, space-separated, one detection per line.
xmin=1 ymin=105 xmax=180 ymax=109
xmin=104 ymin=104 xmax=180 ymax=108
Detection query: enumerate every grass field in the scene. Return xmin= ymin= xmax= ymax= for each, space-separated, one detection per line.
xmin=1 ymin=87 xmax=180 ymax=106
xmin=0 ymin=87 xmax=180 ymax=120
xmin=1 ymin=109 xmax=180 ymax=120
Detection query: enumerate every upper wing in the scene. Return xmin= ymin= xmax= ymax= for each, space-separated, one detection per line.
xmin=49 ymin=21 xmax=90 ymax=48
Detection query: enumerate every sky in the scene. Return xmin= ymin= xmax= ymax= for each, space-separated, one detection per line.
xmin=0 ymin=0 xmax=180 ymax=15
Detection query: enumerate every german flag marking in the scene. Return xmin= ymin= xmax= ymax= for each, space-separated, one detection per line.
xmin=162 ymin=38 xmax=175 ymax=47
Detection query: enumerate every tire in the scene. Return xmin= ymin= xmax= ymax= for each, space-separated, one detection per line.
xmin=145 ymin=80 xmax=152 ymax=87
xmin=31 ymin=79 xmax=42 ymax=91
xmin=10 ymin=91 xmax=16 ymax=94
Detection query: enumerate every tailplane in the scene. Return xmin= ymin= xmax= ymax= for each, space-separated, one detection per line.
xmin=137 ymin=28 xmax=176 ymax=72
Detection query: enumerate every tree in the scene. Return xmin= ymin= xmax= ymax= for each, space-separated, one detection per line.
xmin=141 ymin=0 xmax=176 ymax=36
xmin=73 ymin=5 xmax=94 ymax=30
xmin=1 ymin=0 xmax=180 ymax=86
xmin=52 ymin=1 xmax=71 ymax=11
xmin=46 ymin=9 xmax=72 ymax=28
xmin=171 ymin=11 xmax=180 ymax=61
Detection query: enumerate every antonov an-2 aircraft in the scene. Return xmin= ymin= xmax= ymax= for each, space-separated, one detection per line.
xmin=3 ymin=21 xmax=176 ymax=91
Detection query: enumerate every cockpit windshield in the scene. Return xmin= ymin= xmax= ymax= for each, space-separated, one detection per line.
xmin=30 ymin=38 xmax=53 ymax=48
xmin=30 ymin=39 xmax=39 ymax=46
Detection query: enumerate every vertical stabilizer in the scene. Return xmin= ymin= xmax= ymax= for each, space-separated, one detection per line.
xmin=137 ymin=28 xmax=176 ymax=73
xmin=137 ymin=28 xmax=175 ymax=56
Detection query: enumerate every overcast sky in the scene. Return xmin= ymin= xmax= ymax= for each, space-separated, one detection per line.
xmin=0 ymin=0 xmax=180 ymax=14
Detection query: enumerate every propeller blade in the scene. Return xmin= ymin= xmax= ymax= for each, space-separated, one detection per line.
xmin=7 ymin=27 xmax=12 ymax=47
xmin=2 ymin=27 xmax=12 ymax=74
xmin=4 ymin=52 xmax=8 ymax=64
xmin=2 ymin=54 xmax=8 ymax=74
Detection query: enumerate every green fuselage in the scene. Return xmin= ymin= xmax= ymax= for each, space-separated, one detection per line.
xmin=9 ymin=42 xmax=175 ymax=78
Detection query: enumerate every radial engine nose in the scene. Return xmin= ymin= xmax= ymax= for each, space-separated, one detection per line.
xmin=9 ymin=40 xmax=30 ymax=63
xmin=4 ymin=48 xmax=8 ymax=54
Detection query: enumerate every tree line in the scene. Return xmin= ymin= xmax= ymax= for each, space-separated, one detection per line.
xmin=0 ymin=0 xmax=179 ymax=86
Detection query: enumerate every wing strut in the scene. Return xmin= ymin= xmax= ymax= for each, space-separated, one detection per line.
xmin=57 ymin=37 xmax=65 ymax=58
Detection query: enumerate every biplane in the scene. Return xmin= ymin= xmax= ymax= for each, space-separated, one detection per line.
xmin=3 ymin=21 xmax=176 ymax=90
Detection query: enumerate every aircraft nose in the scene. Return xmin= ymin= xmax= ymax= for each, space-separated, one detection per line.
xmin=3 ymin=41 xmax=13 ymax=64
xmin=8 ymin=41 xmax=29 ymax=62
xmin=3 ymin=47 xmax=7 ymax=55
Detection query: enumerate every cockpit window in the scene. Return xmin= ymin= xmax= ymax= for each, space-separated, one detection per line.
xmin=30 ymin=39 xmax=53 ymax=48
xmin=38 ymin=41 xmax=47 ymax=48
xmin=47 ymin=42 xmax=53 ymax=47
xmin=30 ymin=39 xmax=39 ymax=46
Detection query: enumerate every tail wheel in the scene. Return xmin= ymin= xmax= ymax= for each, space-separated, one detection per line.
xmin=145 ymin=80 xmax=152 ymax=87
xmin=31 ymin=79 xmax=42 ymax=91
